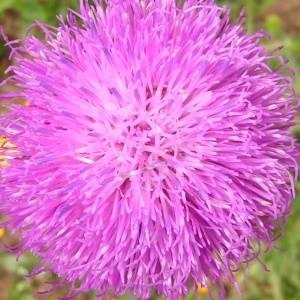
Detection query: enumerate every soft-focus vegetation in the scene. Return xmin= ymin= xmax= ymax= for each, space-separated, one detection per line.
xmin=0 ymin=0 xmax=300 ymax=299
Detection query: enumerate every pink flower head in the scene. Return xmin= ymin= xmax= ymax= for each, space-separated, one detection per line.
xmin=0 ymin=0 xmax=299 ymax=299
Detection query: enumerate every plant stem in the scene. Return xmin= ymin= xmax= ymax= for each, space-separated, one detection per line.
xmin=245 ymin=0 xmax=255 ymax=34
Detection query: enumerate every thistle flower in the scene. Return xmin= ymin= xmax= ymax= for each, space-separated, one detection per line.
xmin=0 ymin=0 xmax=299 ymax=299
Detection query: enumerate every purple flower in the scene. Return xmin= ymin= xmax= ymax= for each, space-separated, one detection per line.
xmin=0 ymin=0 xmax=299 ymax=299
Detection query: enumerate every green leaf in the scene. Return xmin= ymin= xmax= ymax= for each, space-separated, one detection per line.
xmin=265 ymin=14 xmax=283 ymax=37
xmin=8 ymin=275 xmax=32 ymax=300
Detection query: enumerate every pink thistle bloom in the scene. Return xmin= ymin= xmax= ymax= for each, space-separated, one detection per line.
xmin=0 ymin=0 xmax=299 ymax=299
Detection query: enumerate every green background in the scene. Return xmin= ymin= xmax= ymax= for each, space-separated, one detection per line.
xmin=0 ymin=1 xmax=300 ymax=299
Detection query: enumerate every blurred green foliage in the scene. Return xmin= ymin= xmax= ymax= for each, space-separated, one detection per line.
xmin=0 ymin=0 xmax=300 ymax=300
xmin=0 ymin=0 xmax=79 ymax=30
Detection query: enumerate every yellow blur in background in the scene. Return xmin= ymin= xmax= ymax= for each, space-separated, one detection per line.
xmin=0 ymin=137 xmax=16 ymax=167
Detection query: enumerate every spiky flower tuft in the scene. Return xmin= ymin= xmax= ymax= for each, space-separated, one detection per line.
xmin=0 ymin=0 xmax=299 ymax=299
